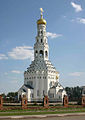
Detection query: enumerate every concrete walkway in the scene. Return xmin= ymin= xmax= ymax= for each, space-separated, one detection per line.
xmin=0 ymin=112 xmax=85 ymax=119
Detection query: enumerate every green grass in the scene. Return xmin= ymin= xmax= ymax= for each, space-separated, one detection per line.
xmin=0 ymin=107 xmax=85 ymax=116
xmin=0 ymin=110 xmax=85 ymax=116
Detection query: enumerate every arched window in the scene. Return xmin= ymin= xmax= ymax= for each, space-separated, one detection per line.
xmin=41 ymin=31 xmax=43 ymax=34
xmin=39 ymin=50 xmax=43 ymax=57
xmin=41 ymin=39 xmax=43 ymax=43
xmin=45 ymin=51 xmax=48 ymax=57
xmin=37 ymin=39 xmax=39 ymax=42
xmin=35 ymin=50 xmax=38 ymax=57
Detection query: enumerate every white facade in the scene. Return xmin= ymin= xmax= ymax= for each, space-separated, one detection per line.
xmin=18 ymin=10 xmax=67 ymax=102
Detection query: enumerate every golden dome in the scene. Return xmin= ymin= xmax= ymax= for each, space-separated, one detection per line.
xmin=37 ymin=18 xmax=46 ymax=25
xmin=37 ymin=8 xmax=46 ymax=25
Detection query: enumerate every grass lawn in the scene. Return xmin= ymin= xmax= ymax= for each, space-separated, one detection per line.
xmin=0 ymin=107 xmax=85 ymax=116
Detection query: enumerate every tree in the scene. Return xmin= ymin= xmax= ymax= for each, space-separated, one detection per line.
xmin=65 ymin=86 xmax=82 ymax=101
xmin=7 ymin=92 xmax=18 ymax=98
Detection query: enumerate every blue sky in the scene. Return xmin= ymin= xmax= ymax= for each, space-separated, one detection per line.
xmin=0 ymin=0 xmax=85 ymax=94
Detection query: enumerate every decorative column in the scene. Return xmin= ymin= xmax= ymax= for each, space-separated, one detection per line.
xmin=63 ymin=95 xmax=68 ymax=107
xmin=0 ymin=95 xmax=3 ymax=110
xmin=21 ymin=95 xmax=28 ymax=109
xmin=43 ymin=96 xmax=49 ymax=108
xmin=82 ymin=95 xmax=85 ymax=107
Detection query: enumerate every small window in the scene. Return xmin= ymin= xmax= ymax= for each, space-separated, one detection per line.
xmin=43 ymin=90 xmax=45 ymax=96
xmin=45 ymin=51 xmax=48 ymax=57
xmin=35 ymin=50 xmax=38 ymax=57
xmin=37 ymin=90 xmax=39 ymax=96
xmin=41 ymin=39 xmax=42 ymax=43
xmin=41 ymin=31 xmax=43 ymax=34
xmin=37 ymin=39 xmax=39 ymax=42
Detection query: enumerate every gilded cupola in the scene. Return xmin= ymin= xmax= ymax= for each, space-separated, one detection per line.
xmin=37 ymin=8 xmax=46 ymax=25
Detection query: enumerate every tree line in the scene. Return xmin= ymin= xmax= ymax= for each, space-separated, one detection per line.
xmin=65 ymin=86 xmax=82 ymax=101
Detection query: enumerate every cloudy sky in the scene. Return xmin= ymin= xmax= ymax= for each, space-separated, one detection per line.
xmin=0 ymin=0 xmax=85 ymax=94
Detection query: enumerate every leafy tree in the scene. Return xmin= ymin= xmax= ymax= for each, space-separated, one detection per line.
xmin=7 ymin=92 xmax=18 ymax=98
xmin=65 ymin=86 xmax=82 ymax=101
xmin=0 ymin=93 xmax=6 ymax=98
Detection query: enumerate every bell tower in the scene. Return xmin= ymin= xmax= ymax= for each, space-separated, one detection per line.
xmin=34 ymin=8 xmax=49 ymax=61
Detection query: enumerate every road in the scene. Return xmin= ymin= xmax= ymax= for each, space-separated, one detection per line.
xmin=1 ymin=115 xmax=85 ymax=120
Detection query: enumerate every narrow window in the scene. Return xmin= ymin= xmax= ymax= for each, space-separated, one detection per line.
xmin=35 ymin=50 xmax=38 ymax=57
xmin=43 ymin=90 xmax=45 ymax=96
xmin=45 ymin=51 xmax=48 ymax=57
xmin=41 ymin=39 xmax=42 ymax=43
xmin=41 ymin=31 xmax=43 ymax=34
xmin=37 ymin=90 xmax=39 ymax=96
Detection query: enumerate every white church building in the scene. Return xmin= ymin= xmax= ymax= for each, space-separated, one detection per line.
xmin=18 ymin=9 xmax=66 ymax=102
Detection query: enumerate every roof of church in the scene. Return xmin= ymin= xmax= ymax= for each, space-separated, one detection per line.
xmin=50 ymin=82 xmax=65 ymax=90
xmin=58 ymin=89 xmax=64 ymax=92
xmin=23 ymin=89 xmax=26 ymax=92
xmin=24 ymin=84 xmax=34 ymax=89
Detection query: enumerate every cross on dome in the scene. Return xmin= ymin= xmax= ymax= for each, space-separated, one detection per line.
xmin=40 ymin=8 xmax=44 ymax=18
xmin=40 ymin=8 xmax=43 ymax=15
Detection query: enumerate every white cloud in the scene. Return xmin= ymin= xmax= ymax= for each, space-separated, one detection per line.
xmin=47 ymin=32 xmax=62 ymax=39
xmin=8 ymin=46 xmax=34 ymax=60
xmin=0 ymin=54 xmax=8 ymax=60
xmin=11 ymin=70 xmax=22 ymax=74
xmin=77 ymin=18 xmax=85 ymax=24
xmin=71 ymin=2 xmax=82 ymax=12
xmin=69 ymin=72 xmax=85 ymax=77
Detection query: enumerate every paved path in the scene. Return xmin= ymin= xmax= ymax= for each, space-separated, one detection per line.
xmin=0 ymin=112 xmax=85 ymax=119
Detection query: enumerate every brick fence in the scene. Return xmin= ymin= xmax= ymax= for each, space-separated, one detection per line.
xmin=82 ymin=95 xmax=85 ymax=107
xmin=21 ymin=95 xmax=28 ymax=109
xmin=43 ymin=96 xmax=49 ymax=108
xmin=0 ymin=96 xmax=3 ymax=110
xmin=63 ymin=95 xmax=68 ymax=107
